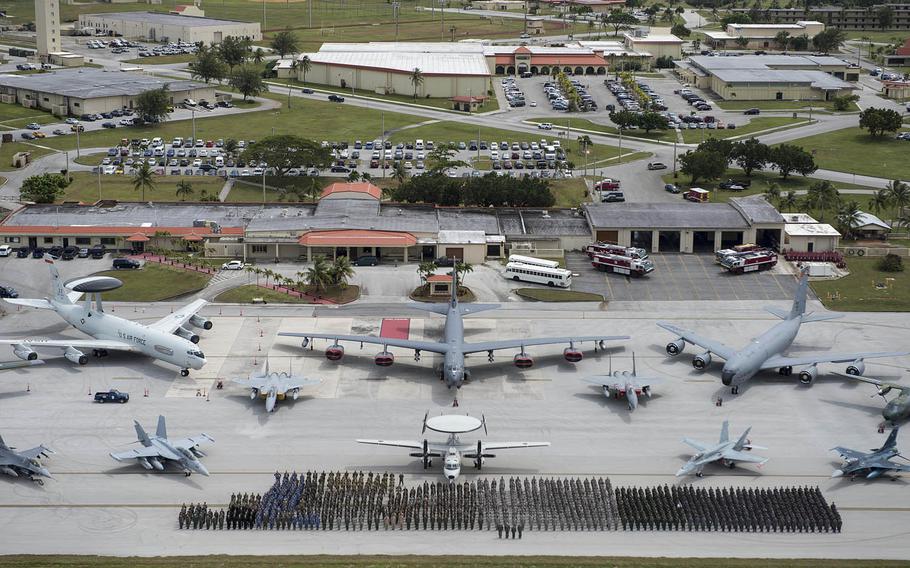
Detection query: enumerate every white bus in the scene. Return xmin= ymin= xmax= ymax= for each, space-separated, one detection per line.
xmin=507 ymin=255 xmax=560 ymax=269
xmin=503 ymin=262 xmax=572 ymax=288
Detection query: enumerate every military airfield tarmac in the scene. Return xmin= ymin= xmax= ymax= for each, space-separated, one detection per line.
xmin=0 ymin=291 xmax=909 ymax=560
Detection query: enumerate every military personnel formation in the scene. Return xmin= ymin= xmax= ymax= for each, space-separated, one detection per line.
xmin=179 ymin=470 xmax=841 ymax=534
xmin=614 ymin=485 xmax=842 ymax=533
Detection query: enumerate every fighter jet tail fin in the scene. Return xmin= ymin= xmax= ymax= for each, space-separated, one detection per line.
xmin=733 ymin=426 xmax=753 ymax=451
xmin=0 ymin=434 xmax=6 ymax=449
xmin=155 ymin=415 xmax=167 ymax=440
xmin=876 ymin=428 xmax=900 ymax=452
xmin=134 ymin=421 xmax=152 ymax=447
xmin=719 ymin=420 xmax=730 ymax=444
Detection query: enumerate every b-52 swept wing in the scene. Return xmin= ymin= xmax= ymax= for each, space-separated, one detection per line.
xmin=280 ymin=269 xmax=627 ymax=389
xmin=658 ymin=270 xmax=907 ymax=392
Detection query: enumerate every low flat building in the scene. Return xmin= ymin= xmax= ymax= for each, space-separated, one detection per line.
xmin=471 ymin=0 xmax=527 ymax=11
xmin=541 ymin=0 xmax=625 ymax=14
xmin=729 ymin=4 xmax=910 ymax=31
xmin=0 ymin=69 xmax=215 ymax=116
xmin=486 ymin=44 xmax=609 ymax=76
xmin=852 ymin=211 xmax=891 ymax=239
xmin=78 ymin=11 xmax=261 ymax=44
xmin=703 ymin=21 xmax=824 ymax=50
xmin=885 ymin=38 xmax=910 ymax=66
xmin=583 ymin=196 xmax=785 ymax=253
xmin=623 ymin=31 xmax=685 ymax=61
xmin=675 ymin=54 xmax=857 ymax=101
xmin=783 ymin=219 xmax=841 ymax=252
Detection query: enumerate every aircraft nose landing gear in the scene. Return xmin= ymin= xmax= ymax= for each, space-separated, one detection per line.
xmin=180 ymin=369 xmax=190 ymax=377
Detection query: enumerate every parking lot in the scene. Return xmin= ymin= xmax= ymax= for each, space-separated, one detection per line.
xmin=566 ymin=252 xmax=800 ymax=301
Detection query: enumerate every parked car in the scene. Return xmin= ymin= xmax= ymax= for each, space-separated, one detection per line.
xmin=221 ymin=259 xmax=245 ymax=270
xmin=26 ymin=123 xmax=41 ymax=130
xmin=647 ymin=162 xmax=668 ymax=170
xmin=301 ymin=88 xmax=314 ymax=94
xmin=434 ymin=256 xmax=456 ymax=267
xmin=90 ymin=245 xmax=107 ymax=259
xmin=664 ymin=183 xmax=680 ymax=194
xmin=102 ymin=122 xmax=117 ymax=129
xmin=0 ymin=244 xmax=11 ymax=257
xmin=0 ymin=285 xmax=18 ymax=299
xmin=77 ymin=247 xmax=90 ymax=258
xmin=94 ymin=389 xmax=129 ymax=403
xmin=353 ymin=255 xmax=379 ymax=266
xmin=16 ymin=247 xmax=30 ymax=258
xmin=61 ymin=246 xmax=78 ymax=260
xmin=112 ymin=258 xmax=141 ymax=270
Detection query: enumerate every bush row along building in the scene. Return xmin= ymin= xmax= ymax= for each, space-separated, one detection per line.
xmin=0 ymin=182 xmax=845 ymax=262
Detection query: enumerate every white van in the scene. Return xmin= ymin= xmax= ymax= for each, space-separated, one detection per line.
xmin=538 ymin=123 xmax=553 ymax=130
xmin=415 ymin=139 xmax=424 ymax=150
xmin=215 ymin=156 xmax=224 ymax=167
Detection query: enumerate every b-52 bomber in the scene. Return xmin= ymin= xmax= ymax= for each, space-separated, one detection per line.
xmin=831 ymin=428 xmax=910 ymax=480
xmin=658 ymin=270 xmax=906 ymax=393
xmin=0 ymin=434 xmax=53 ymax=485
xmin=0 ymin=255 xmax=212 ymax=376
xmin=677 ymin=420 xmax=768 ymax=477
xmin=280 ymin=270 xmax=627 ymax=389
xmin=835 ymin=372 xmax=910 ymax=425
xmin=110 ymin=415 xmax=214 ymax=477
xmin=233 ymin=359 xmax=322 ymax=412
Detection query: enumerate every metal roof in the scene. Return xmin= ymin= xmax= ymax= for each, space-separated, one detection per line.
xmin=689 ymin=54 xmax=849 ymax=70
xmin=81 ymin=11 xmax=252 ymax=27
xmin=0 ymin=69 xmax=208 ymax=100
xmin=584 ymin=202 xmax=754 ymax=230
xmin=730 ymin=196 xmax=786 ymax=225
xmin=784 ymin=223 xmax=841 ymax=237
xmin=854 ymin=211 xmax=891 ymax=230
xmin=301 ymin=50 xmax=490 ymax=76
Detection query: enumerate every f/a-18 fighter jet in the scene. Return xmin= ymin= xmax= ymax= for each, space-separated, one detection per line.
xmin=110 ymin=415 xmax=213 ymax=477
xmin=677 ymin=420 xmax=768 ymax=477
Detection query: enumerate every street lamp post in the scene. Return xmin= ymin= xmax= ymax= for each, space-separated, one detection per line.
xmin=191 ymin=108 xmax=196 ymax=146
xmin=75 ymin=125 xmax=81 ymax=158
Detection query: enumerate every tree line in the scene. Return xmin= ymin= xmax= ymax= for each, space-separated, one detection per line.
xmin=389 ymin=172 xmax=556 ymax=207
xmin=679 ymin=138 xmax=817 ymax=184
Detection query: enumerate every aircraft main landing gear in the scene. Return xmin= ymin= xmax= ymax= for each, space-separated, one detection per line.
xmin=32 ymin=478 xmax=44 ymax=486
xmin=778 ymin=366 xmax=793 ymax=376
xmin=180 ymin=369 xmax=190 ymax=377
xmin=92 ymin=349 xmax=108 ymax=358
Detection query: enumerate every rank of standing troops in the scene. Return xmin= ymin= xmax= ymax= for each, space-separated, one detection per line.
xmin=180 ymin=471 xmax=842 ymax=535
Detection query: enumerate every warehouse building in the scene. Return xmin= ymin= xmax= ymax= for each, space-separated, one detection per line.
xmin=702 ymin=21 xmax=824 ymax=50
xmin=675 ymin=54 xmax=857 ymax=101
xmin=0 ymin=69 xmax=215 ymax=116
xmin=583 ymin=197 xmax=786 ymax=253
xmin=623 ymin=31 xmax=686 ymax=61
xmin=298 ymin=43 xmax=490 ymax=99
xmin=77 ymin=12 xmax=261 ymax=44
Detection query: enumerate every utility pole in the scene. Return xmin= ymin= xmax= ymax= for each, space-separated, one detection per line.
xmin=309 ymin=0 xmax=313 ymax=28
xmin=75 ymin=125 xmax=81 ymax=158
xmin=441 ymin=0 xmax=445 ymax=41
xmin=191 ymin=108 xmax=197 ymax=146
xmin=618 ymin=126 xmax=623 ymax=164
xmin=381 ymin=112 xmax=386 ymax=179
xmin=393 ymin=2 xmax=400 ymax=42
xmin=672 ymin=131 xmax=678 ymax=176
xmin=263 ymin=0 xmax=267 ymax=32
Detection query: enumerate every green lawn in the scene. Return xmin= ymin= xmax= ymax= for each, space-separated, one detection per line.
xmin=122 ymin=54 xmax=196 ymax=65
xmin=549 ymin=178 xmax=589 ymax=208
xmin=516 ymin=288 xmax=604 ymax=302
xmin=215 ymin=284 xmax=360 ymax=304
xmin=845 ymin=30 xmax=910 ymax=43
xmin=784 ymin=126 xmax=910 ymax=180
xmin=93 ymin=263 xmax=211 ymax=302
xmin=661 ymin=171 xmax=880 ymax=219
xmin=61 ymin=172 xmax=227 ymax=203
xmin=0 ymin=555 xmax=908 ymax=568
xmin=0 ymin=93 xmax=425 ymax=174
xmin=812 ymin=257 xmax=910 ymax=312
xmin=0 ymin=102 xmax=58 ymax=130
xmin=389 ymin=122 xmax=562 ymax=146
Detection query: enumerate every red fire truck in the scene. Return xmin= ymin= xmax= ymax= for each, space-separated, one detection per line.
xmin=719 ymin=250 xmax=778 ymax=273
xmin=591 ymin=253 xmax=655 ymax=277
xmin=584 ymin=242 xmax=648 ymax=260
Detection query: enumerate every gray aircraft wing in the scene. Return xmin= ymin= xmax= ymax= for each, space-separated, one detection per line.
xmin=462 ymin=336 xmax=628 ymax=355
xmin=238 ymin=375 xmax=322 ymax=392
xmin=761 ymin=351 xmax=908 ymax=370
xmin=720 ymin=449 xmax=769 ymax=465
xmin=461 ymin=442 xmax=551 ymax=454
xmin=148 ymin=299 xmax=208 ymax=334
xmin=356 ymin=439 xmax=450 ymax=455
xmin=17 ymin=445 xmax=53 ymax=461
xmin=833 ymin=372 xmax=910 ymax=392
xmin=279 ymin=332 xmax=448 ymax=354
xmin=0 ymin=338 xmax=137 ymax=352
xmin=682 ymin=438 xmax=710 ymax=452
xmin=171 ymin=434 xmax=215 ymax=450
xmin=865 ymin=459 xmax=910 ymax=472
xmin=656 ymin=322 xmax=737 ymax=360
xmin=111 ymin=445 xmax=180 ymax=462
xmin=583 ymin=376 xmax=662 ymax=391
xmin=831 ymin=446 xmax=870 ymax=461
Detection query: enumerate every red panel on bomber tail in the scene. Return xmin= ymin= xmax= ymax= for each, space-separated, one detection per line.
xmin=380 ymin=318 xmax=410 ymax=340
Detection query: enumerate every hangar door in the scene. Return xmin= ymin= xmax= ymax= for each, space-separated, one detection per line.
xmin=444 ymin=247 xmax=464 ymax=260
xmin=595 ymin=230 xmax=618 ymax=243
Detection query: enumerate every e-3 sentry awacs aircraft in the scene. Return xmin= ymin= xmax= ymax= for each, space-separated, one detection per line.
xmin=0 ymin=255 xmax=212 ymax=376
xmin=657 ymin=269 xmax=907 ymax=392
xmin=279 ymin=270 xmax=628 ymax=389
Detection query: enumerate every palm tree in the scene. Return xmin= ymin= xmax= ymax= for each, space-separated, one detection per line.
xmin=224 ymin=138 xmax=239 ymax=157
xmin=868 ymin=189 xmax=891 ymax=217
xmin=329 ymin=256 xmax=355 ymax=289
xmin=392 ymin=161 xmax=408 ymax=186
xmin=252 ymin=47 xmax=265 ymax=64
xmin=763 ymin=182 xmax=781 ymax=208
xmin=409 ymin=67 xmax=424 ymax=99
xmin=305 ymin=256 xmax=332 ymax=293
xmin=887 ymin=180 xmax=910 ymax=219
xmin=781 ymin=191 xmax=799 ymax=212
xmin=245 ymin=264 xmax=258 ymax=285
xmin=175 ymin=180 xmax=194 ymax=201
xmin=299 ymin=55 xmax=311 ymax=86
xmin=835 ymin=200 xmax=863 ymax=240
xmin=287 ymin=58 xmax=299 ymax=109
xmin=454 ymin=261 xmax=474 ymax=294
xmin=132 ymin=161 xmax=156 ymax=201
xmin=803 ymin=180 xmax=840 ymax=221
xmin=417 ymin=261 xmax=438 ymax=291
